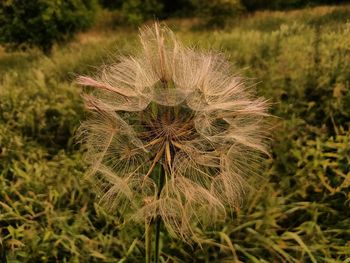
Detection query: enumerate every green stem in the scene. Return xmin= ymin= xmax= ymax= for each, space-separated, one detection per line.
xmin=154 ymin=217 xmax=161 ymax=263
xmin=145 ymin=220 xmax=153 ymax=263
xmin=154 ymin=164 xmax=165 ymax=263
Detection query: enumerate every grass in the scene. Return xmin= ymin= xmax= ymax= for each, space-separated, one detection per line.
xmin=1 ymin=4 xmax=350 ymax=262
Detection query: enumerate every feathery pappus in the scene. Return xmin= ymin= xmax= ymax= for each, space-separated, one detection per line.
xmin=77 ymin=22 xmax=271 ymax=241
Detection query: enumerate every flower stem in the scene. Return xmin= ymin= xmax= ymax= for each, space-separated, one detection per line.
xmin=154 ymin=164 xmax=165 ymax=263
xmin=145 ymin=220 xmax=153 ymax=263
xmin=154 ymin=217 xmax=161 ymax=263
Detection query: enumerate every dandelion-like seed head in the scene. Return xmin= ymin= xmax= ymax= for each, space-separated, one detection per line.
xmin=77 ymin=23 xmax=270 ymax=241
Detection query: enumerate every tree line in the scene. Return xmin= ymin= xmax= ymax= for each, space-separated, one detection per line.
xmin=0 ymin=0 xmax=348 ymax=53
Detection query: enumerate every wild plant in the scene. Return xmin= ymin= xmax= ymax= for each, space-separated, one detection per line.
xmin=77 ymin=22 xmax=270 ymax=262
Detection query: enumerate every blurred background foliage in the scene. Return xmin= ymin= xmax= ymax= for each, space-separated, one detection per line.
xmin=2 ymin=0 xmax=350 ymax=52
xmin=0 ymin=0 xmax=350 ymax=262
xmin=0 ymin=0 xmax=99 ymax=53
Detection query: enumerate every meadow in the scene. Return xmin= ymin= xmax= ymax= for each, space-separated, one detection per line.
xmin=0 ymin=5 xmax=350 ymax=262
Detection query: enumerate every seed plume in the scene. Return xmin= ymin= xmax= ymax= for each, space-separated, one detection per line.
xmin=77 ymin=22 xmax=271 ymax=240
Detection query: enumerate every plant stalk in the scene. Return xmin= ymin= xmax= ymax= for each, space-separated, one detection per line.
xmin=154 ymin=164 xmax=165 ymax=263
xmin=145 ymin=220 xmax=153 ymax=263
xmin=145 ymin=164 xmax=165 ymax=263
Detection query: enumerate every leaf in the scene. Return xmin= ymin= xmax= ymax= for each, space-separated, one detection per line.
xmin=282 ymin=232 xmax=317 ymax=263
xmin=218 ymin=232 xmax=240 ymax=262
xmin=90 ymin=250 xmax=107 ymax=260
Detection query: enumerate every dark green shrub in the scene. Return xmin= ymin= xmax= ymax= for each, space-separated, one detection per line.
xmin=0 ymin=0 xmax=98 ymax=53
xmin=242 ymin=0 xmax=308 ymax=10
xmin=99 ymin=0 xmax=123 ymax=9
xmin=241 ymin=0 xmax=350 ymax=11
xmin=191 ymin=0 xmax=244 ymax=28
xmin=121 ymin=0 xmax=163 ymax=25
xmin=161 ymin=0 xmax=194 ymax=17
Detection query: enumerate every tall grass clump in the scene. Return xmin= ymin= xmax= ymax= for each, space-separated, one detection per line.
xmin=77 ymin=22 xmax=271 ymax=261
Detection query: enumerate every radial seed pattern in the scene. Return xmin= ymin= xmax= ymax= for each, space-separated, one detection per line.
xmin=77 ymin=23 xmax=270 ymax=240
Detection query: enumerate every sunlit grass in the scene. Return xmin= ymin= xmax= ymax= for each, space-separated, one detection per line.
xmin=1 ymin=4 xmax=349 ymax=262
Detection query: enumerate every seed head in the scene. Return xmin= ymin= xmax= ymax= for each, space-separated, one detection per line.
xmin=77 ymin=22 xmax=271 ymax=241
